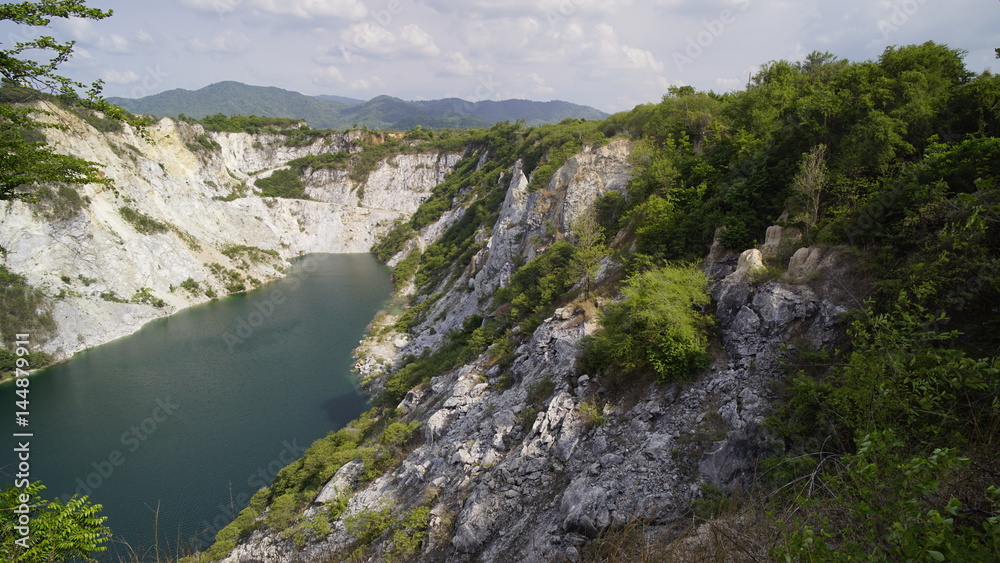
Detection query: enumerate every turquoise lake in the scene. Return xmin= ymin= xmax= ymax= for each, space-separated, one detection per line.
xmin=0 ymin=253 xmax=391 ymax=559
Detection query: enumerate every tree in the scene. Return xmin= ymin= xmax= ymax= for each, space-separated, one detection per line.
xmin=1 ymin=481 xmax=110 ymax=561
xmin=569 ymin=209 xmax=606 ymax=301
xmin=0 ymin=0 xmax=126 ymax=201
xmin=788 ymin=143 xmax=827 ymax=239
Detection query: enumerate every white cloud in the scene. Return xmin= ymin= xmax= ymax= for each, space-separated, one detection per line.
xmin=349 ymin=75 xmax=387 ymax=91
xmin=102 ymin=69 xmax=141 ymax=84
xmin=422 ymin=0 xmax=632 ymax=17
xmin=251 ymin=0 xmax=367 ymax=20
xmin=340 ymin=23 xmax=440 ymax=59
xmin=187 ymin=30 xmax=253 ymax=53
xmin=714 ymin=77 xmax=742 ymax=90
xmin=135 ymin=30 xmax=155 ymax=44
xmin=311 ymin=66 xmax=345 ymax=85
xmin=178 ymin=0 xmax=367 ymax=20
xmin=97 ymin=34 xmax=131 ymax=53
xmin=576 ymin=24 xmax=664 ymax=74
xmin=437 ymin=51 xmax=475 ymax=76
xmin=525 ymin=72 xmax=554 ymax=95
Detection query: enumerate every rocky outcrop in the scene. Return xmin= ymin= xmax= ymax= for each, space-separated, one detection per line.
xmin=0 ymin=102 xmax=459 ymax=359
xmin=221 ymin=137 xmax=858 ymax=561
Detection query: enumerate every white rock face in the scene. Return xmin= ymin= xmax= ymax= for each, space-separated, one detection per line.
xmin=0 ymin=102 xmax=459 ymax=359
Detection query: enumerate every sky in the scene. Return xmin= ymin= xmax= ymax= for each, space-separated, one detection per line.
xmin=3 ymin=0 xmax=999 ymax=113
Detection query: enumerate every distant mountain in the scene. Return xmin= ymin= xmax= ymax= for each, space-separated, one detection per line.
xmin=314 ymin=94 xmax=365 ymax=106
xmin=108 ymin=81 xmax=608 ymax=130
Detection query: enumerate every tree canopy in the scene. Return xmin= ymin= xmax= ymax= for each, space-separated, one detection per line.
xmin=0 ymin=0 xmax=129 ymax=200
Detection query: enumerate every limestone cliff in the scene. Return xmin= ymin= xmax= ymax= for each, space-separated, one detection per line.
xmin=0 ymin=102 xmax=459 ymax=359
xmin=218 ymin=137 xmax=860 ymax=561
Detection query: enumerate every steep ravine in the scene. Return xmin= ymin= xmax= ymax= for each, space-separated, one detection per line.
xmin=218 ymin=141 xmax=862 ymax=561
xmin=0 ymin=101 xmax=459 ymax=360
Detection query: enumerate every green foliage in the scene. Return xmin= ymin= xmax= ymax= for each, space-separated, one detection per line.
xmin=204 ymin=487 xmax=268 ymax=560
xmin=578 ymin=399 xmax=607 ymax=428
xmin=372 ymin=219 xmax=414 ymax=262
xmin=0 ymin=348 xmax=51 ymax=381
xmin=265 ymin=491 xmax=306 ymax=532
xmin=411 ymin=180 xmax=506 ymax=292
xmin=383 ymin=314 xmax=494 ymax=404
xmin=345 ymin=502 xmax=395 ymax=549
xmin=185 ymin=133 xmax=220 ymax=154
xmin=569 ymin=210 xmax=607 ymax=300
xmin=0 ymin=264 xmax=56 ymax=344
xmin=256 ymin=168 xmax=309 ymax=199
xmin=29 ymin=184 xmax=86 ymax=220
xmin=391 ymin=249 xmax=421 ymax=290
xmin=580 ymin=264 xmax=712 ymax=385
xmin=179 ymin=277 xmax=201 ymax=294
xmin=387 ymin=505 xmax=431 ymax=560
xmin=380 ymin=421 xmax=420 ymax=451
xmin=774 ymin=432 xmax=1000 ymax=562
xmin=207 ymin=262 xmax=250 ymax=294
xmin=118 ymin=206 xmax=169 ymax=234
xmin=494 ymin=241 xmax=578 ymax=332
xmin=130 ymin=287 xmax=166 ymax=308
xmin=777 ymin=284 xmax=999 ymax=450
xmin=99 ymin=290 xmax=126 ymax=303
xmin=394 ymin=293 xmax=442 ymax=334
xmin=212 ymin=181 xmax=248 ymax=201
xmin=0 ymin=481 xmax=110 ymax=562
xmin=200 ymin=113 xmax=304 ymax=133
xmin=221 ymin=243 xmax=279 ymax=263
xmin=0 ymin=1 xmax=133 ymax=201
xmin=345 ymin=502 xmax=431 ymax=561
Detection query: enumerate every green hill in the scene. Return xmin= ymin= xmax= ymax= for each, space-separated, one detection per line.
xmin=108 ymin=81 xmax=608 ymax=130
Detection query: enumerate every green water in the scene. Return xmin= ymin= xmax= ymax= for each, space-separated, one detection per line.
xmin=0 ymin=254 xmax=391 ymax=559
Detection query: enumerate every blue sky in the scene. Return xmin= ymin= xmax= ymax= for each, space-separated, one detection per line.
xmin=5 ymin=0 xmax=999 ymax=112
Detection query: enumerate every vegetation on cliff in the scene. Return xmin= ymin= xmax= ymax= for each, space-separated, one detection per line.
xmin=200 ymin=40 xmax=1000 ymax=562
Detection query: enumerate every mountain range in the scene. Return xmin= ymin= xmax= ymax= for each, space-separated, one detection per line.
xmin=108 ymin=81 xmax=609 ymax=130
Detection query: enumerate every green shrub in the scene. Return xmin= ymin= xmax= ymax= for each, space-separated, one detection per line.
xmin=100 ymin=291 xmax=127 ymax=303
xmin=391 ymin=250 xmax=421 ymax=290
xmin=372 ymin=220 xmax=414 ymax=262
xmin=580 ymin=263 xmax=712 ymax=384
xmin=179 ymin=278 xmax=201 ymax=294
xmin=0 ymin=266 xmax=56 ymax=345
xmin=30 ymin=184 xmax=86 ymax=220
xmin=345 ymin=502 xmax=394 ymax=547
xmin=119 ymin=206 xmax=169 ymax=234
xmin=774 ymin=432 xmax=1000 ymax=562
xmin=494 ymin=241 xmax=577 ymax=332
xmin=221 ymin=244 xmax=279 ymax=263
xmin=204 ymin=487 xmax=269 ymax=560
xmin=256 ymin=168 xmax=309 ymax=199
xmin=380 ymin=421 xmax=420 ymax=451
xmin=265 ymin=491 xmax=305 ymax=532
xmin=130 ymin=287 xmax=166 ymax=308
